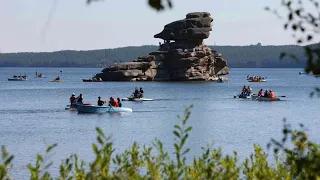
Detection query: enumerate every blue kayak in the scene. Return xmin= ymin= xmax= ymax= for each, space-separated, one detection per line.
xmin=77 ymin=104 xmax=132 ymax=113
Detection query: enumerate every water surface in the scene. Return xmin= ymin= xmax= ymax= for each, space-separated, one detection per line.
xmin=0 ymin=67 xmax=319 ymax=178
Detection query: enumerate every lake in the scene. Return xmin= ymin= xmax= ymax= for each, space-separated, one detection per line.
xmin=0 ymin=67 xmax=319 ymax=178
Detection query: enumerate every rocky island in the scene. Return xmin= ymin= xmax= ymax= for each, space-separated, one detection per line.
xmin=96 ymin=12 xmax=229 ymax=81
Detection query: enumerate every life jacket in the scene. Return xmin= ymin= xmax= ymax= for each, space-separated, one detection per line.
xmin=70 ymin=96 xmax=76 ymax=103
xmin=110 ymin=99 xmax=118 ymax=107
xmin=270 ymin=92 xmax=275 ymax=98
xmin=114 ymin=101 xmax=119 ymax=107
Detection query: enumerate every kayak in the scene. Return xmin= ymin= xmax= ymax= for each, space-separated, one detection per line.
xmin=77 ymin=104 xmax=133 ymax=113
xmin=234 ymin=95 xmax=251 ymax=99
xmin=248 ymin=79 xmax=266 ymax=82
xmin=50 ymin=80 xmax=64 ymax=82
xmin=251 ymin=95 xmax=280 ymax=101
xmin=65 ymin=105 xmax=77 ymax=111
xmin=122 ymin=97 xmax=153 ymax=101
xmin=8 ymin=78 xmax=28 ymax=81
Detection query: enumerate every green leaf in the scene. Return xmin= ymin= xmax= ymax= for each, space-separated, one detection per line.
xmin=185 ymin=126 xmax=192 ymax=133
xmin=288 ymin=13 xmax=293 ymax=20
xmin=180 ymin=134 xmax=188 ymax=148
xmin=174 ymin=143 xmax=180 ymax=152
xmin=174 ymin=125 xmax=181 ymax=131
xmin=92 ymin=144 xmax=99 ymax=154
xmin=173 ymin=130 xmax=180 ymax=138
xmin=4 ymin=155 xmax=14 ymax=165
xmin=292 ymin=24 xmax=297 ymax=30
xmin=182 ymin=148 xmax=190 ymax=156
xmin=96 ymin=127 xmax=105 ymax=137
xmin=46 ymin=143 xmax=57 ymax=153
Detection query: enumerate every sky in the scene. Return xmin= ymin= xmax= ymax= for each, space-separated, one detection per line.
xmin=0 ymin=0 xmax=309 ymax=52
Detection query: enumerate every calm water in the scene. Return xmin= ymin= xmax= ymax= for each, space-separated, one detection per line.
xmin=1 ymin=67 xmax=320 ymax=178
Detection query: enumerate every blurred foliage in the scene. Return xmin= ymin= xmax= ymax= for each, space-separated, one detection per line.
xmin=1 ymin=107 xmax=320 ymax=179
xmin=266 ymin=0 xmax=320 ymax=96
xmin=266 ymin=0 xmax=320 ymax=74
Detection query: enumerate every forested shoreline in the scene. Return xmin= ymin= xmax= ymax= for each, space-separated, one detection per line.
xmin=0 ymin=44 xmax=307 ymax=68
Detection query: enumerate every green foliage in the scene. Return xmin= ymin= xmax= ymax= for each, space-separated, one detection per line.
xmin=1 ymin=107 xmax=320 ymax=179
xmin=267 ymin=0 xmax=320 ymax=73
xmin=0 ymin=45 xmax=307 ymax=68
xmin=266 ymin=0 xmax=320 ymax=96
xmin=0 ymin=146 xmax=14 ymax=180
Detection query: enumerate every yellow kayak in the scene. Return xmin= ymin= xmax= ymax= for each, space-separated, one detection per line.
xmin=50 ymin=79 xmax=64 ymax=82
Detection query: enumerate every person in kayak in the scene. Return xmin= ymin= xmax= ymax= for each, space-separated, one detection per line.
xmin=70 ymin=93 xmax=77 ymax=107
xmin=240 ymin=86 xmax=247 ymax=97
xmin=263 ymin=90 xmax=269 ymax=97
xmin=117 ymin=97 xmax=122 ymax=107
xmin=55 ymin=75 xmax=60 ymax=80
xmin=77 ymin=94 xmax=83 ymax=104
xmin=109 ymin=97 xmax=119 ymax=107
xmin=246 ymin=86 xmax=252 ymax=96
xmin=139 ymin=87 xmax=144 ymax=98
xmin=258 ymin=89 xmax=263 ymax=96
xmin=132 ymin=87 xmax=141 ymax=98
xmin=97 ymin=96 xmax=105 ymax=106
xmin=269 ymin=90 xmax=275 ymax=98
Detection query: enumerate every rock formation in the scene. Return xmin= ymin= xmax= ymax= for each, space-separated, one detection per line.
xmin=96 ymin=12 xmax=229 ymax=81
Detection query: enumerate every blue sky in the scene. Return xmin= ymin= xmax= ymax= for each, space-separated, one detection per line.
xmin=0 ymin=0 xmax=302 ymax=52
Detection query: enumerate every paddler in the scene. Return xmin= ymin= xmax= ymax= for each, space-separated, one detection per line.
xmin=258 ymin=89 xmax=263 ymax=96
xmin=117 ymin=97 xmax=122 ymax=107
xmin=241 ymin=86 xmax=247 ymax=97
xmin=247 ymin=86 xmax=252 ymax=96
xmin=97 ymin=96 xmax=105 ymax=106
xmin=139 ymin=87 xmax=144 ymax=98
xmin=70 ymin=93 xmax=77 ymax=107
xmin=269 ymin=90 xmax=275 ymax=98
xmin=109 ymin=97 xmax=119 ymax=107
xmin=77 ymin=94 xmax=83 ymax=104
xmin=132 ymin=87 xmax=141 ymax=98
xmin=263 ymin=89 xmax=269 ymax=97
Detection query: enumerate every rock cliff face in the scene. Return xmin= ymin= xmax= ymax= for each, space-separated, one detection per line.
xmin=97 ymin=12 xmax=229 ymax=81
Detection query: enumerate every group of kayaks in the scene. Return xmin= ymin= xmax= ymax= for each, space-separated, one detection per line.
xmin=65 ymin=97 xmax=153 ymax=113
xmin=247 ymin=75 xmax=267 ymax=82
xmin=234 ymin=94 xmax=281 ymax=101
xmin=8 ymin=72 xmax=65 ymax=82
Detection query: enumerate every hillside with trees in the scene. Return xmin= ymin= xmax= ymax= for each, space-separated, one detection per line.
xmin=0 ymin=44 xmax=306 ymax=68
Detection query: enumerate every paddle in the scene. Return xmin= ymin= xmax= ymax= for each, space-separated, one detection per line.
xmin=278 ymin=96 xmax=286 ymax=97
xmin=108 ymin=103 xmax=115 ymax=112
xmin=253 ymin=95 xmax=261 ymax=101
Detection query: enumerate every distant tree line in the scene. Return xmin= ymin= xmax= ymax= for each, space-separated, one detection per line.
xmin=0 ymin=44 xmax=307 ymax=68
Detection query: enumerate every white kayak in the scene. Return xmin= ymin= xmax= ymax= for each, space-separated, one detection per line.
xmin=65 ymin=105 xmax=77 ymax=111
xmin=234 ymin=95 xmax=251 ymax=99
xmin=122 ymin=97 xmax=153 ymax=101
xmin=251 ymin=95 xmax=280 ymax=101
xmin=77 ymin=104 xmax=132 ymax=113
